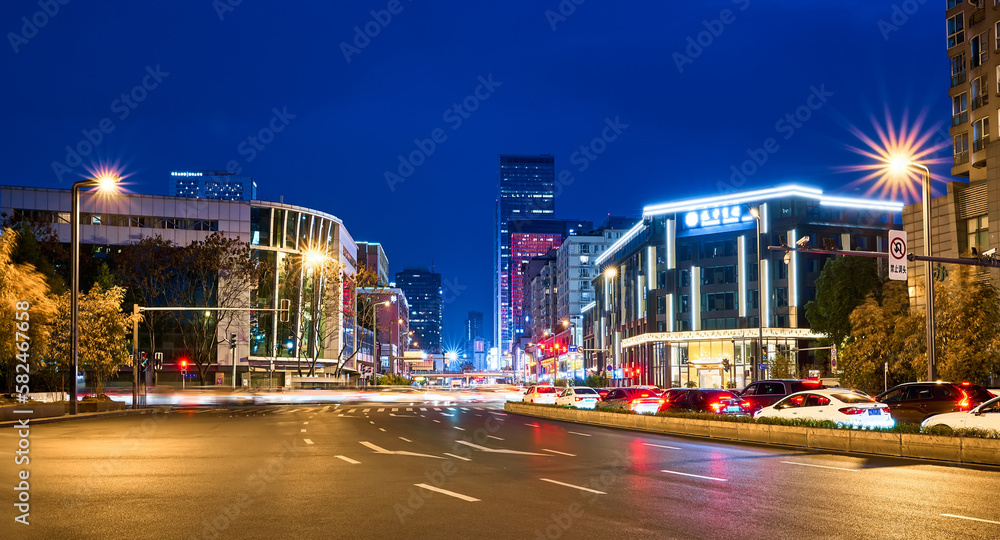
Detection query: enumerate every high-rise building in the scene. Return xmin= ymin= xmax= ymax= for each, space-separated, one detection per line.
xmin=395 ymin=266 xmax=442 ymax=354
xmin=356 ymin=241 xmax=390 ymax=286
xmin=465 ymin=311 xmax=484 ymax=342
xmin=170 ymin=170 xmax=257 ymax=201
xmin=507 ymin=219 xmax=593 ymax=343
xmin=495 ymin=154 xmax=555 ymax=353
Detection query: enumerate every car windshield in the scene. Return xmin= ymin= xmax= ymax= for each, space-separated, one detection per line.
xmin=573 ymin=388 xmax=598 ymax=394
xmin=833 ymin=393 xmax=874 ymax=404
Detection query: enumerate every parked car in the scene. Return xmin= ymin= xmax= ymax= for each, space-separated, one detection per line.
xmin=738 ymin=379 xmax=826 ymax=413
xmin=555 ymin=387 xmax=601 ymax=409
xmin=754 ymin=389 xmax=895 ymax=429
xmin=599 ymin=388 xmax=663 ymax=414
xmin=523 ymin=385 xmax=558 ymax=404
xmin=921 ymin=396 xmax=1000 ymax=433
xmin=875 ymin=382 xmax=994 ymax=425
xmin=630 ymin=385 xmax=664 ymax=396
xmin=659 ymin=388 xmax=746 ymax=415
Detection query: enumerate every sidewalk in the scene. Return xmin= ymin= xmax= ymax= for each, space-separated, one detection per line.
xmin=0 ymin=407 xmax=161 ymax=428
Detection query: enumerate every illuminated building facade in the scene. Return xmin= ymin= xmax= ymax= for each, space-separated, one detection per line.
xmin=170 ymin=170 xmax=257 ymax=201
xmin=395 ymin=266 xmax=442 ymax=354
xmin=588 ymin=184 xmax=902 ymax=389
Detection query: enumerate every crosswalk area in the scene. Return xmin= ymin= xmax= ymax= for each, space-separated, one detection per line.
xmin=172 ymin=404 xmax=503 ymax=416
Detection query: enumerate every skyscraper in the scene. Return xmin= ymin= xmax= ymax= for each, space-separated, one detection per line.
xmin=356 ymin=241 xmax=390 ymax=286
xmin=170 ymin=170 xmax=257 ymax=201
xmin=465 ymin=311 xmax=484 ymax=342
xmin=495 ymin=154 xmax=555 ymax=353
xmin=395 ymin=266 xmax=442 ymax=354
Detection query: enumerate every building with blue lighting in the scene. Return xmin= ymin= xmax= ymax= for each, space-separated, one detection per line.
xmin=170 ymin=170 xmax=257 ymax=201
xmin=584 ymin=184 xmax=903 ymax=389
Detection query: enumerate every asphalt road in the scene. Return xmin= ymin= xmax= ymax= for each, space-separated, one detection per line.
xmin=3 ymin=401 xmax=1000 ymax=539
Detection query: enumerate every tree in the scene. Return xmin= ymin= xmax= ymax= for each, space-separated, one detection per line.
xmin=805 ymin=256 xmax=881 ymax=348
xmin=0 ymin=230 xmax=58 ymax=393
xmin=50 ymin=285 xmax=140 ymax=396
xmin=152 ymin=233 xmax=264 ymax=386
xmin=585 ymin=373 xmax=608 ymax=388
xmin=113 ymin=236 xmax=179 ymax=374
xmin=927 ymin=266 xmax=1000 ymax=384
xmin=838 ymin=281 xmax=920 ymax=395
xmin=767 ymin=353 xmax=797 ymax=379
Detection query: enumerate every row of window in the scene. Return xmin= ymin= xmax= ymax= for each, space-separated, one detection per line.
xmin=11 ymin=209 xmax=220 ymax=231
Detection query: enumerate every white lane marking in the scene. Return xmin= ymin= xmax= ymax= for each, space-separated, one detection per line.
xmin=660 ymin=470 xmax=727 ymax=482
xmin=348 ymin=409 xmax=357 ymax=413
xmin=379 ymin=428 xmax=386 ymax=432
xmin=568 ymin=431 xmax=591 ymax=437
xmin=414 ymin=483 xmax=480 ymax=502
xmin=420 ymin=407 xmax=428 ymax=411
xmin=378 ymin=408 xmax=385 ymax=412
xmin=454 ymin=426 xmax=466 ymax=431
xmin=433 ymin=408 xmax=441 ymax=411
xmin=390 ymin=413 xmax=417 ymax=417
xmin=362 ymin=408 xmax=371 ymax=413
xmin=335 ymin=455 xmax=360 ymax=465
xmin=399 ymin=437 xmax=412 ymax=443
xmin=449 ymin=407 xmax=458 ymax=411
xmin=303 ymin=422 xmax=309 ymax=425
xmin=454 ymin=440 xmax=545 ymax=456
xmin=441 ymin=413 xmax=455 ymax=417
xmin=780 ymin=461 xmax=858 ymax=472
xmin=392 ymin=408 xmax=399 ymax=412
xmin=941 ymin=514 xmax=1000 ymax=525
xmin=542 ymin=448 xmax=576 ymax=457
xmin=644 ymin=443 xmax=681 ymax=450
xmin=460 ymin=407 xmax=470 ymax=411
xmin=444 ymin=452 xmax=471 ymax=462
xmin=433 ymin=419 xmax=441 ymax=423
xmin=304 ymin=439 xmax=314 ymax=445
xmin=487 ymin=435 xmax=504 ymax=441
xmin=300 ymin=429 xmax=307 ymax=433
xmin=420 ymin=414 xmax=426 ymax=417
xmin=369 ymin=421 xmax=375 ymax=424
xmin=321 ymin=406 xmax=330 ymax=412
xmin=406 ymin=407 xmax=413 ymax=411
xmin=525 ymin=423 xmax=540 ymax=427
xmin=338 ymin=414 xmax=345 ymax=417
xmin=540 ymin=478 xmax=606 ymax=495
xmin=490 ymin=412 xmax=507 ymax=416
xmin=359 ymin=441 xmax=444 ymax=459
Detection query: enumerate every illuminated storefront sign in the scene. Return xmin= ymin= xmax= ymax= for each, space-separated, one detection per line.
xmin=683 ymin=205 xmax=755 ymax=228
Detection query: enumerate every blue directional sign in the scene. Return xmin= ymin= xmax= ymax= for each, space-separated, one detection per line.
xmin=568 ymin=345 xmax=578 ymax=353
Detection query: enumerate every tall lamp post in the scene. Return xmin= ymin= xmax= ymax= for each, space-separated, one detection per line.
xmin=748 ymin=205 xmax=765 ymax=383
xmin=70 ymin=174 xmax=120 ymax=415
xmin=892 ymin=160 xmax=935 ymax=380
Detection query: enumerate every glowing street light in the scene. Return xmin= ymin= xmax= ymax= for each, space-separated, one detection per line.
xmin=71 ymin=169 xmax=121 ymax=414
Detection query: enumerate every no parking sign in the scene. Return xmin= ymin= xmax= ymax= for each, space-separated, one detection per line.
xmin=889 ymin=230 xmax=907 ymax=281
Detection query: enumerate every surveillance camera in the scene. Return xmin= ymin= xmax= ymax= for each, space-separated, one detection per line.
xmin=984 ymin=248 xmax=997 ymax=257
xmin=796 ymin=236 xmax=810 ymax=247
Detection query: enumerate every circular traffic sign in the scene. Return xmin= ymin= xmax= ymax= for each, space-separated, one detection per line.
xmin=890 ymin=236 xmax=906 ymax=259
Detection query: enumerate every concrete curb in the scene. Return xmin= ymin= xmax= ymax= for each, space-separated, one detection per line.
xmin=505 ymin=402 xmax=1000 ymax=467
xmin=0 ymin=408 xmax=160 ymax=428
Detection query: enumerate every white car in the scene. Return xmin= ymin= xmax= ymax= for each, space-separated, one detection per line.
xmin=754 ymin=389 xmax=895 ymax=429
xmin=523 ymin=385 xmax=558 ymax=404
xmin=555 ymin=387 xmax=601 ymax=409
xmin=922 ymin=396 xmax=1000 ymax=433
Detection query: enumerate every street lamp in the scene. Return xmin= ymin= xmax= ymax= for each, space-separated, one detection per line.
xmin=748 ymin=205 xmax=765 ymax=383
xmin=71 ymin=173 xmax=120 ymax=414
xmin=891 ymin=159 xmax=936 ymax=380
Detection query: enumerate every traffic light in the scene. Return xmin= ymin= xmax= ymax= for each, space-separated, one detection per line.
xmin=229 ymin=333 xmax=237 ymax=349
xmin=762 ymin=346 xmax=768 ymax=360
xmin=179 ymin=358 xmax=188 ymax=376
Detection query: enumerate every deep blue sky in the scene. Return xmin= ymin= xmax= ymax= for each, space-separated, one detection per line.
xmin=1 ymin=1 xmax=948 ymax=345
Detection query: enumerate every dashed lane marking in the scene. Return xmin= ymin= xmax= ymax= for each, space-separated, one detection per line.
xmin=540 ymin=478 xmax=605 ymax=495
xmin=303 ymin=439 xmax=314 ymax=445
xmin=644 ymin=443 xmax=681 ymax=450
xmin=414 ymin=483 xmax=479 ymax=502
xmin=444 ymin=452 xmax=471 ymax=461
xmin=542 ymin=448 xmax=575 ymax=457
xmin=660 ymin=470 xmax=727 ymax=481
xmin=780 ymin=461 xmax=858 ymax=472
xmin=568 ymin=431 xmax=591 ymax=437
xmin=335 ymin=455 xmax=360 ymax=465
xmin=399 ymin=437 xmax=412 ymax=443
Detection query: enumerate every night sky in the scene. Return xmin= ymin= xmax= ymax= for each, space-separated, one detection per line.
xmin=1 ymin=1 xmax=947 ymax=345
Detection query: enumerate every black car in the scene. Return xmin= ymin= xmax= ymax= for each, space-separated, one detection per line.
xmin=875 ymin=382 xmax=995 ymax=425
xmin=659 ymin=388 xmax=746 ymax=415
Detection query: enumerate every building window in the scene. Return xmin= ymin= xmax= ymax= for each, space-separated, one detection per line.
xmin=953 ymin=92 xmax=969 ymax=126
xmin=951 ymin=52 xmax=967 ymax=87
xmin=996 ymin=21 xmax=1000 ymax=50
xmin=955 ymin=132 xmax=970 ymax=165
xmin=948 ymin=14 xmax=965 ymax=49
xmin=974 ymin=117 xmax=990 ymax=151
xmin=972 ymin=75 xmax=988 ymax=111
xmin=967 ymin=215 xmax=989 ymax=253
xmin=774 ymin=288 xmax=788 ymax=308
xmin=972 ymin=32 xmax=988 ymax=68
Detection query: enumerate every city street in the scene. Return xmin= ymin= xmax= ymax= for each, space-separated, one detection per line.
xmin=4 ymin=402 xmax=1000 ymax=539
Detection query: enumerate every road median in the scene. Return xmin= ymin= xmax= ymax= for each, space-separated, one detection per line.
xmin=504 ymin=402 xmax=1000 ymax=467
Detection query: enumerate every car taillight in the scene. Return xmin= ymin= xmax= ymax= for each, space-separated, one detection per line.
xmin=838 ymin=407 xmax=866 ymax=415
xmin=709 ymin=402 xmax=723 ymax=412
xmin=575 ymin=396 xmax=584 ymax=401
xmin=957 ymin=389 xmax=971 ymax=411
xmin=658 ymin=399 xmax=665 ymax=404
xmin=631 ymin=399 xmax=640 ymax=405
xmin=739 ymin=401 xmax=751 ymax=410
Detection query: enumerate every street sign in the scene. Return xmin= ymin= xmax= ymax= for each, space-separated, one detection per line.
xmin=889 ymin=230 xmax=907 ymax=281
xmin=568 ymin=345 xmax=578 ymax=353
xmin=830 ymin=347 xmax=838 ymax=370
